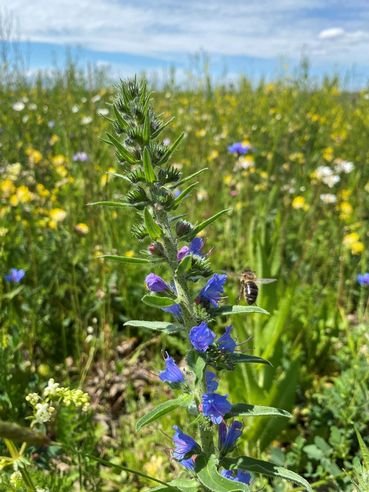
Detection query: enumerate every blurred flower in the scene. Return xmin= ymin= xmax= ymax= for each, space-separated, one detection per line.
xmin=320 ymin=193 xmax=337 ymax=204
xmin=228 ymin=142 xmax=252 ymax=155
xmin=322 ymin=147 xmax=334 ymax=161
xmin=198 ymin=273 xmax=227 ymax=307
xmin=75 ymin=223 xmax=89 ymax=235
xmin=26 ymin=147 xmax=43 ymax=164
xmin=357 ymin=273 xmax=369 ymax=286
xmin=73 ymin=151 xmax=89 ymax=162
xmin=218 ymin=420 xmax=243 ymax=455
xmin=343 ymin=232 xmax=364 ymax=255
xmin=49 ymin=208 xmax=67 ymax=222
xmin=163 ymin=137 xmax=171 ymax=146
xmin=313 ymin=166 xmax=340 ymax=188
xmin=97 ymin=108 xmax=109 ymax=116
xmin=196 ymin=189 xmax=208 ymax=202
xmin=334 ymin=159 xmax=354 ymax=174
xmin=145 ymin=273 xmax=170 ymax=292
xmin=159 ymin=352 xmax=184 ymax=384
xmin=202 ymin=392 xmax=232 ymax=424
xmin=13 ymin=101 xmax=25 ymax=111
xmin=81 ymin=116 xmax=93 ymax=125
xmin=221 ymin=468 xmax=251 ymax=485
xmin=49 ymin=134 xmax=59 ymax=146
xmin=189 ymin=322 xmax=216 ymax=352
xmin=338 ymin=201 xmax=353 ymax=221
xmin=4 ymin=268 xmax=25 ymax=283
xmin=71 ymin=105 xmax=79 ymax=113
xmin=291 ymin=196 xmax=309 ymax=211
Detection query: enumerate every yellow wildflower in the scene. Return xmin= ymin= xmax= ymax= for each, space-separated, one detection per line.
xmin=338 ymin=201 xmax=353 ymax=221
xmin=49 ymin=208 xmax=67 ymax=229
xmin=52 ymin=155 xmax=67 ymax=166
xmin=49 ymin=134 xmax=59 ymax=146
xmin=343 ymin=232 xmax=364 ymax=255
xmin=1 ymin=179 xmax=16 ymax=197
xmin=195 ymin=128 xmax=206 ymax=138
xmin=36 ymin=183 xmax=50 ymax=198
xmin=26 ymin=147 xmax=42 ymax=164
xmin=208 ymin=150 xmax=219 ymax=161
xmin=5 ymin=163 xmax=22 ymax=180
xmin=124 ymin=250 xmax=135 ymax=257
xmin=322 ymin=147 xmax=334 ymax=162
xmin=223 ymin=175 xmax=232 ymax=186
xmin=75 ymin=223 xmax=89 ymax=235
xmin=291 ymin=196 xmax=309 ymax=211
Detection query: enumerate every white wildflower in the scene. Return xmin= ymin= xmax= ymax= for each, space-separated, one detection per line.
xmin=71 ymin=105 xmax=79 ymax=113
xmin=334 ymin=159 xmax=354 ymax=174
xmin=43 ymin=378 xmax=60 ymax=398
xmin=320 ymin=193 xmax=337 ymax=204
xmin=97 ymin=108 xmax=109 ymax=116
xmin=34 ymin=403 xmax=55 ymax=424
xmin=13 ymin=101 xmax=25 ymax=111
xmin=91 ymin=94 xmax=101 ymax=103
xmin=81 ymin=116 xmax=93 ymax=125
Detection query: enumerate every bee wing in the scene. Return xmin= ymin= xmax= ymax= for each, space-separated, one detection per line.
xmin=256 ymin=278 xmax=277 ymax=284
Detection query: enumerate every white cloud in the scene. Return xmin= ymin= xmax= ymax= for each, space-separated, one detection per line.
xmin=2 ymin=0 xmax=369 ymax=66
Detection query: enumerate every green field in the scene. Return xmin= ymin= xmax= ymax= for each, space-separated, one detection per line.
xmin=1 ymin=64 xmax=369 ymax=491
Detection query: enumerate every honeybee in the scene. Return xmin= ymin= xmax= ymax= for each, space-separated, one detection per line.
xmin=239 ymin=269 xmax=277 ymax=305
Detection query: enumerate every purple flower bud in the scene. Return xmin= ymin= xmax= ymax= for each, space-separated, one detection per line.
xmin=202 ymin=392 xmax=232 ymax=424
xmin=189 ymin=322 xmax=216 ymax=352
xmin=218 ymin=421 xmax=243 ymax=455
xmin=199 ymin=274 xmax=227 ymax=308
xmin=172 ymin=425 xmax=201 ymax=461
xmin=205 ymin=371 xmax=218 ymax=392
xmin=145 ymin=273 xmax=170 ymax=292
xmin=217 ymin=326 xmax=236 ymax=353
xmin=159 ymin=352 xmax=185 ymax=384
xmin=177 ymin=246 xmax=190 ymax=261
xmin=148 ymin=242 xmax=165 ymax=257
xmin=4 ymin=268 xmax=25 ymax=283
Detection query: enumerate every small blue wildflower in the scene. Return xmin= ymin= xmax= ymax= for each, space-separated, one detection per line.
xmin=202 ymin=392 xmax=232 ymax=424
xmin=4 ymin=268 xmax=25 ymax=283
xmin=159 ymin=352 xmax=184 ymax=384
xmin=145 ymin=273 xmax=170 ymax=292
xmin=218 ymin=421 xmax=243 ymax=455
xmin=217 ymin=326 xmax=236 ymax=353
xmin=162 ymin=303 xmax=182 ymax=319
xmin=221 ymin=468 xmax=251 ymax=485
xmin=73 ymin=151 xmax=89 ymax=162
xmin=228 ymin=142 xmax=252 ymax=155
xmin=198 ymin=273 xmax=227 ymax=308
xmin=205 ymin=371 xmax=218 ymax=392
xmin=357 ymin=273 xmax=369 ymax=286
xmin=172 ymin=426 xmax=201 ymax=461
xmin=177 ymin=237 xmax=204 ymax=261
xmin=179 ymin=456 xmax=196 ymax=471
xmin=189 ymin=322 xmax=216 ymax=352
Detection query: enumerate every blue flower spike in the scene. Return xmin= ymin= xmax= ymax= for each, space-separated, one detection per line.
xmin=189 ymin=321 xmax=216 ymax=352
xmin=218 ymin=420 xmax=243 ymax=455
xmin=172 ymin=425 xmax=201 ymax=461
xmin=198 ymin=273 xmax=227 ymax=308
xmin=217 ymin=325 xmax=236 ymax=353
xmin=159 ymin=352 xmax=185 ymax=384
xmin=202 ymin=392 xmax=232 ymax=424
xmin=205 ymin=371 xmax=219 ymax=392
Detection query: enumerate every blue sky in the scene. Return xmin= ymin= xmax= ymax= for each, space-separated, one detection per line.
xmin=2 ymin=0 xmax=369 ymax=86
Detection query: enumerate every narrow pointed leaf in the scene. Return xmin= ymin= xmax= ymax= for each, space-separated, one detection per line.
xmin=173 ymin=183 xmax=198 ymax=209
xmin=232 ymin=353 xmax=272 ymax=366
xmin=136 ymin=395 xmax=192 ymax=432
xmin=196 ymin=455 xmax=250 ymax=492
xmin=175 ymin=168 xmax=208 ymax=187
xmin=142 ymin=295 xmax=176 ymax=308
xmin=191 ymin=209 xmax=231 ymax=237
xmin=177 ymin=255 xmax=192 ymax=275
xmin=143 ymin=112 xmax=151 ymax=143
xmin=143 ymin=147 xmax=156 ymax=182
xmin=124 ymin=320 xmax=182 ymax=334
xmin=104 ymin=133 xmax=137 ymax=164
xmin=216 ymin=305 xmax=269 ymax=316
xmin=355 ymin=426 xmax=369 ymax=470
xmin=159 ymin=132 xmax=184 ymax=164
xmin=87 ymin=200 xmax=131 ymax=209
xmin=98 ymin=255 xmax=150 ymax=264
xmin=152 ymin=117 xmax=175 ymax=139
xmin=113 ymin=105 xmax=129 ymax=131
xmin=225 ymin=403 xmax=292 ymax=419
xmin=144 ymin=208 xmax=162 ymax=240
xmin=221 ymin=456 xmax=312 ymax=492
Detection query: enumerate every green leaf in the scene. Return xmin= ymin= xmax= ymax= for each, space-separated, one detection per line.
xmin=87 ymin=200 xmax=131 ymax=209
xmin=186 ymin=351 xmax=206 ymax=384
xmin=232 ymin=353 xmax=272 ymax=366
xmin=225 ymin=403 xmax=292 ymax=419
xmin=221 ymin=456 xmax=312 ymax=492
xmin=159 ymin=132 xmax=185 ymax=164
xmin=97 ymin=255 xmax=150 ymax=264
xmin=191 ymin=209 xmax=231 ymax=237
xmin=124 ymin=320 xmax=182 ymax=334
xmin=177 ymin=255 xmax=192 ymax=275
xmin=142 ymin=295 xmax=176 ymax=308
xmin=113 ymin=105 xmax=129 ymax=131
xmin=355 ymin=426 xmax=369 ymax=470
xmin=103 ymin=133 xmax=137 ymax=164
xmin=173 ymin=183 xmax=198 ymax=209
xmin=196 ymin=455 xmax=250 ymax=492
xmin=216 ymin=305 xmax=269 ymax=316
xmin=143 ymin=111 xmax=151 ymax=143
xmin=143 ymin=147 xmax=156 ymax=182
xmin=151 ymin=116 xmax=175 ymax=139
xmin=144 ymin=208 xmax=162 ymax=240
xmin=136 ymin=395 xmax=192 ymax=431
xmin=149 ymin=479 xmax=198 ymax=492
xmin=175 ymin=167 xmax=208 ymax=187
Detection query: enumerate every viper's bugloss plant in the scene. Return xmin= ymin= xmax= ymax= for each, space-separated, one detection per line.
xmin=95 ymin=78 xmax=312 ymax=492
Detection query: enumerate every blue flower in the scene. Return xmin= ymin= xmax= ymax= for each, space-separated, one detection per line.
xmin=227 ymin=142 xmax=252 ymax=155
xmin=217 ymin=326 xmax=236 ymax=353
xmin=73 ymin=151 xmax=89 ymax=162
xmin=218 ymin=421 xmax=243 ymax=455
xmin=172 ymin=426 xmax=201 ymax=461
xmin=177 ymin=246 xmax=190 ymax=261
xmin=199 ymin=274 xmax=227 ymax=308
xmin=159 ymin=352 xmax=184 ymax=384
xmin=357 ymin=273 xmax=369 ymax=286
xmin=205 ymin=371 xmax=218 ymax=392
xmin=221 ymin=468 xmax=251 ymax=485
xmin=145 ymin=273 xmax=170 ymax=292
xmin=177 ymin=237 xmax=204 ymax=261
xmin=202 ymin=392 xmax=232 ymax=424
xmin=4 ymin=268 xmax=25 ymax=283
xmin=189 ymin=322 xmax=216 ymax=352
xmin=162 ymin=303 xmax=182 ymax=319
xmin=179 ymin=456 xmax=196 ymax=471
